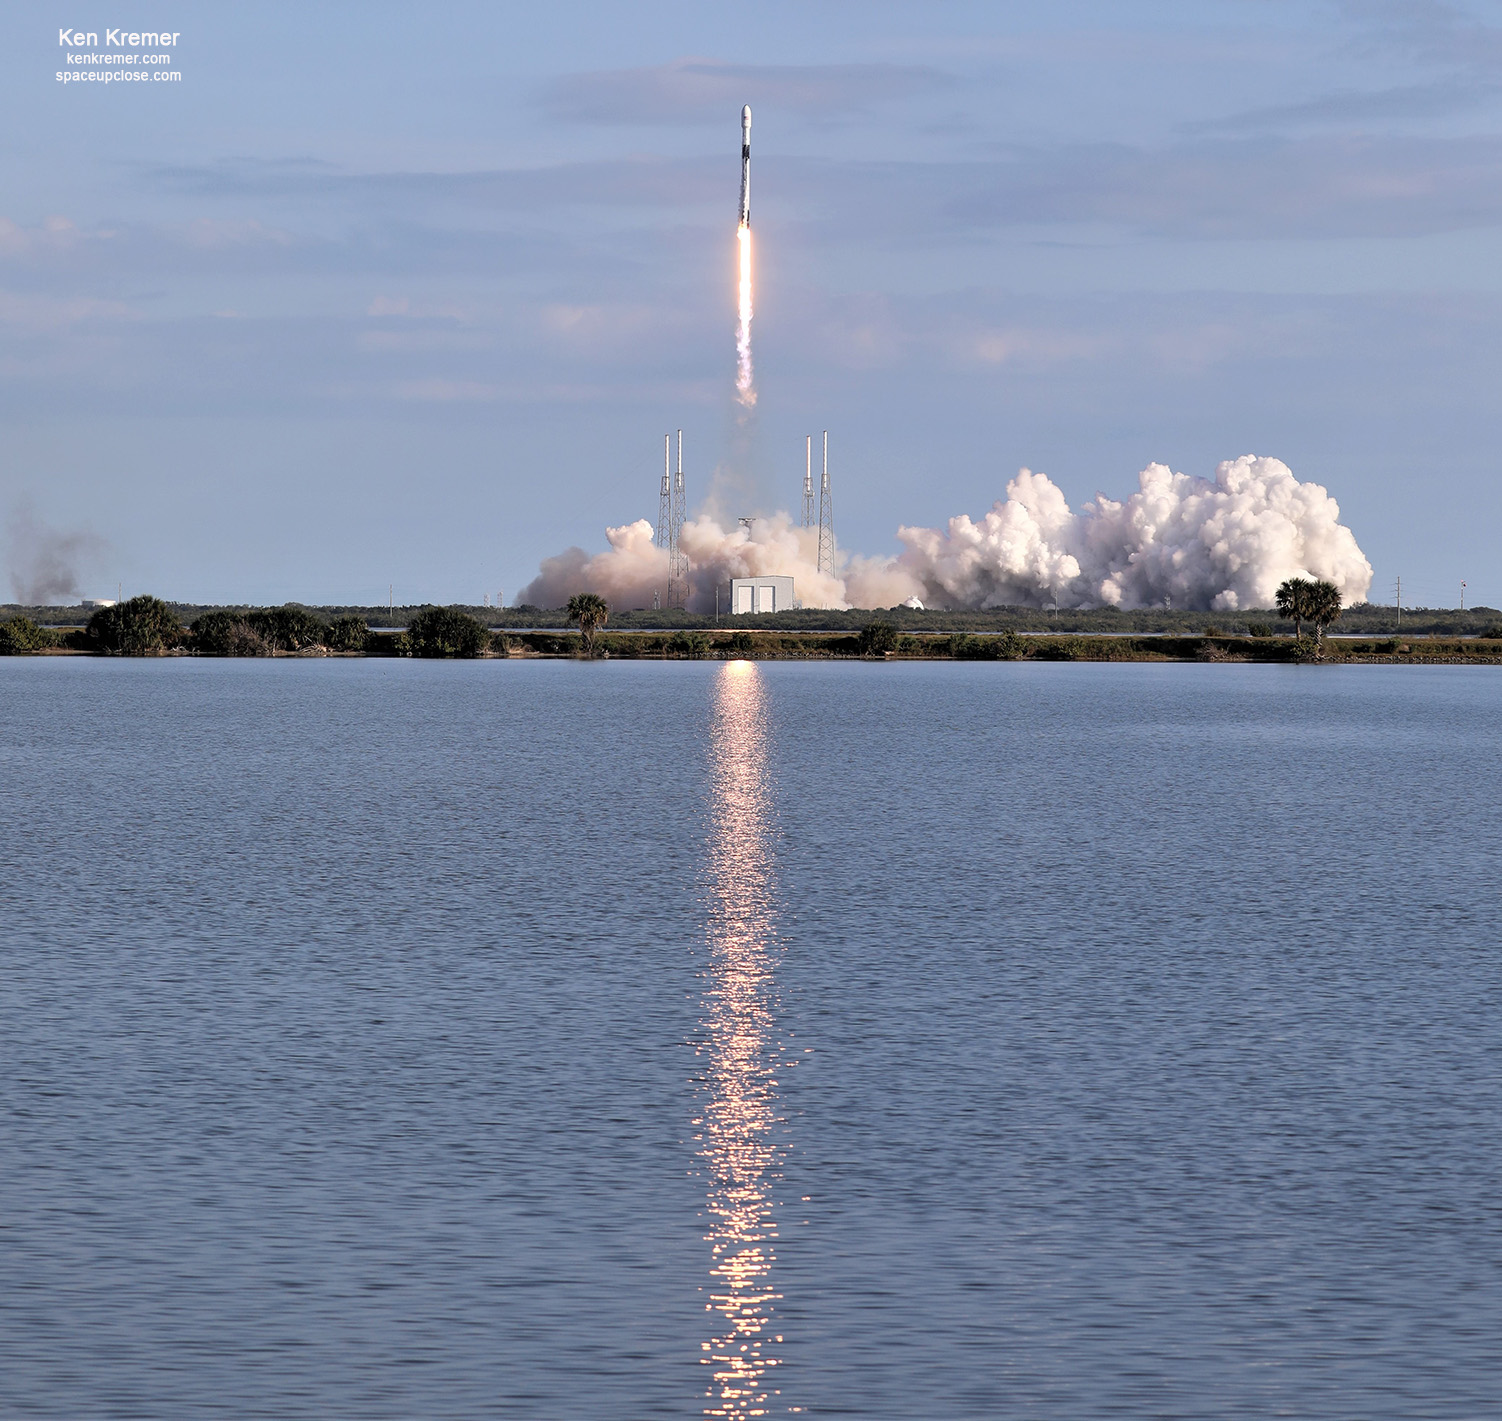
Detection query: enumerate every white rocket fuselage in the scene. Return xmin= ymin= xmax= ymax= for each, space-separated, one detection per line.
xmin=738 ymin=105 xmax=751 ymax=227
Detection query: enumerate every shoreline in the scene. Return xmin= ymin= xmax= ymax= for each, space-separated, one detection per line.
xmin=9 ymin=630 xmax=1502 ymax=665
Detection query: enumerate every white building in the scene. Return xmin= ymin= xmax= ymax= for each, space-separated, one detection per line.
xmin=729 ymin=576 xmax=796 ymax=615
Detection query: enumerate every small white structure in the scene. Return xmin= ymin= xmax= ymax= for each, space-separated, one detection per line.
xmin=730 ymin=576 xmax=795 ymax=615
xmin=80 ymin=598 xmax=117 ymax=609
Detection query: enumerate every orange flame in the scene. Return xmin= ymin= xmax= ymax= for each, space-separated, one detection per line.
xmin=735 ymin=223 xmax=755 ymax=409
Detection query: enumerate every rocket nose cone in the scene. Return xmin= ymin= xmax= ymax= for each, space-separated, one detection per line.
xmin=742 ymin=105 xmax=752 ymax=126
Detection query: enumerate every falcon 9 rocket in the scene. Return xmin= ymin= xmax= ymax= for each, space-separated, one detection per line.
xmin=735 ymin=105 xmax=755 ymax=408
xmin=738 ymin=105 xmax=751 ymax=226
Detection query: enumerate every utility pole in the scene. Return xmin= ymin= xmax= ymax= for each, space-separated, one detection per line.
xmin=1395 ymin=576 xmax=1401 ymax=632
xmin=1461 ymin=580 xmax=1467 ymax=611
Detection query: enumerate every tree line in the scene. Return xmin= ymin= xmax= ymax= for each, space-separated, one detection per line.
xmin=0 ymin=598 xmax=503 ymax=657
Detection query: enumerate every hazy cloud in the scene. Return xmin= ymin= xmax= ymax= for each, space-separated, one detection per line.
xmin=1192 ymin=78 xmax=1499 ymax=132
xmin=539 ymin=56 xmax=951 ymax=124
xmin=147 ymin=128 xmax=1502 ymax=245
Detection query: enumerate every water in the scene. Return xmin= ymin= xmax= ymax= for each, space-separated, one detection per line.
xmin=3 ymin=658 xmax=1501 ymax=1419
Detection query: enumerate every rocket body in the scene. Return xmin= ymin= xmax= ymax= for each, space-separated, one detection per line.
xmin=738 ymin=105 xmax=752 ymax=226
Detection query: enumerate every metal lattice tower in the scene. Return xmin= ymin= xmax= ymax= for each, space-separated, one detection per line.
xmin=656 ymin=435 xmax=672 ymax=551
xmin=668 ymin=429 xmax=688 ymax=610
xmin=817 ymin=430 xmax=834 ymax=579
xmin=801 ymin=435 xmax=815 ymax=528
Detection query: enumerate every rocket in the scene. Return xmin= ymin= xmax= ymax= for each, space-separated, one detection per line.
xmin=738 ymin=105 xmax=752 ymax=227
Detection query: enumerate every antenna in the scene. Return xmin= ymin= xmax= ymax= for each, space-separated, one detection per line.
xmin=817 ymin=430 xmax=834 ymax=583
xmin=668 ymin=429 xmax=688 ymax=610
xmin=1395 ymin=575 xmax=1402 ymax=632
xmin=802 ymin=436 xmax=814 ymax=528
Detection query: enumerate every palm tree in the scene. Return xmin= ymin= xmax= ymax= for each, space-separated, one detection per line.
xmin=565 ymin=592 xmax=609 ymax=655
xmin=1275 ymin=577 xmax=1314 ymax=639
xmin=1306 ymin=579 xmax=1343 ymax=647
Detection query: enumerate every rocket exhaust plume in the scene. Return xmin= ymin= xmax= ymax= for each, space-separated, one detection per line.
xmin=519 ymin=456 xmax=1375 ymax=614
xmin=735 ymin=105 xmax=755 ymax=411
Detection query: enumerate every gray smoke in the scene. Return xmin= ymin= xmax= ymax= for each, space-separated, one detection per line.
xmin=4 ymin=501 xmax=107 ymax=606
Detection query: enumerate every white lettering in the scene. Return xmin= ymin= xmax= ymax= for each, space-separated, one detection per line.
xmin=105 ymin=28 xmax=121 ymax=45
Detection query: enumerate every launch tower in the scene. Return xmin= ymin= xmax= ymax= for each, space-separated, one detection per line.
xmin=802 ymin=436 xmax=815 ymax=528
xmin=668 ymin=430 xmax=688 ymax=610
xmin=817 ymin=431 xmax=834 ymax=578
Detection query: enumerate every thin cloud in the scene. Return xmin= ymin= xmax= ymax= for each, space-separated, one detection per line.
xmin=1191 ymin=78 xmax=1499 ymax=132
xmin=539 ymin=56 xmax=951 ymax=125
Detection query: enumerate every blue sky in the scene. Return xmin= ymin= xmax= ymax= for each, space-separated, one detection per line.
xmin=3 ymin=0 xmax=1500 ymax=607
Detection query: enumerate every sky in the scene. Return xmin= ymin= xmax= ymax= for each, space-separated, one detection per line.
xmin=2 ymin=0 xmax=1500 ymax=609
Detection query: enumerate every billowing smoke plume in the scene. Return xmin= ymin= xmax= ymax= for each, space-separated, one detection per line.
xmin=896 ymin=456 xmax=1373 ymax=611
xmin=518 ymin=455 xmax=1373 ymax=613
xmin=4 ymin=501 xmax=106 ymax=606
xmin=519 ymin=511 xmax=844 ymax=614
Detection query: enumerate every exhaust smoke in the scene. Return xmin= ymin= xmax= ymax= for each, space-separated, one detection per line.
xmin=518 ymin=455 xmax=1374 ymax=613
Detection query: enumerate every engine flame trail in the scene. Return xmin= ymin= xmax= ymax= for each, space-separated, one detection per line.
xmin=735 ymin=222 xmax=755 ymax=410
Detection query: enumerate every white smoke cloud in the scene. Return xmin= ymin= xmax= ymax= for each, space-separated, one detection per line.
xmin=518 ymin=455 xmax=1373 ymax=613
xmin=897 ymin=456 xmax=1373 ymax=610
xmin=518 ymin=511 xmax=846 ymax=612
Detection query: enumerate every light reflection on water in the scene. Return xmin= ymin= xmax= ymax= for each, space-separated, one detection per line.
xmin=696 ymin=661 xmax=792 ymax=1419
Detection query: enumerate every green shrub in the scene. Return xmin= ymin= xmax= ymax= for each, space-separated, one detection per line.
xmin=949 ymin=631 xmax=1023 ymax=660
xmin=190 ymin=612 xmax=270 ymax=657
xmin=858 ymin=621 xmax=899 ymax=656
xmin=363 ymin=630 xmax=411 ymax=656
xmin=406 ymin=606 xmax=489 ymax=658
xmin=724 ymin=631 xmax=755 ymax=658
xmin=324 ymin=615 xmax=368 ymax=653
xmin=246 ymin=605 xmax=327 ymax=651
xmin=667 ymin=630 xmax=710 ymax=658
xmin=0 ymin=617 xmax=58 ymax=654
xmin=1247 ymin=622 xmax=1273 ymax=638
xmin=87 ymin=596 xmax=184 ymax=656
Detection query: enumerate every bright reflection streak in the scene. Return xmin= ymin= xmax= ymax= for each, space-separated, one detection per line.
xmin=735 ymin=223 xmax=755 ymax=409
xmin=697 ymin=659 xmax=788 ymax=1417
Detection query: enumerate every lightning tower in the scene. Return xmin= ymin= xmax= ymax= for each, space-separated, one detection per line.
xmin=656 ymin=435 xmax=672 ymax=551
xmin=817 ymin=430 xmax=834 ymax=578
xmin=669 ymin=429 xmax=688 ymax=609
xmin=801 ymin=436 xmax=815 ymax=528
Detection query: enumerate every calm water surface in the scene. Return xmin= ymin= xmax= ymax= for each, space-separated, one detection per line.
xmin=3 ymin=658 xmax=1501 ymax=1419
